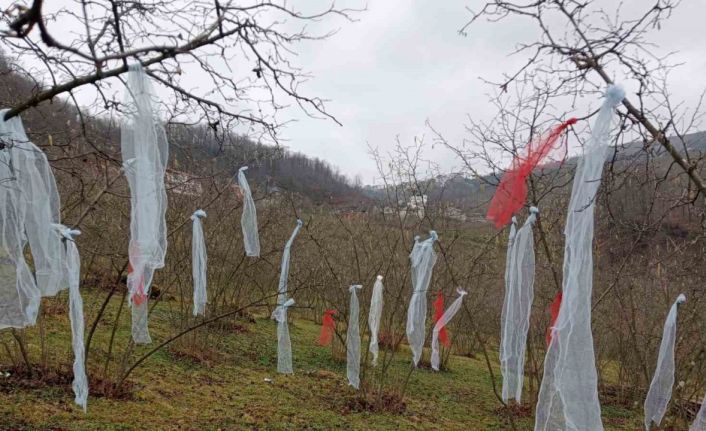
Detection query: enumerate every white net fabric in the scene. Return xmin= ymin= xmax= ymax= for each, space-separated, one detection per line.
xmin=271 ymin=298 xmax=295 ymax=374
xmin=191 ymin=210 xmax=207 ymax=316
xmin=53 ymin=225 xmax=88 ymax=411
xmin=500 ymin=208 xmax=538 ymax=402
xmin=121 ymin=63 xmax=169 ymax=344
xmin=406 ymin=231 xmax=438 ymax=366
xmin=431 ymin=288 xmax=467 ymax=371
xmin=271 ymin=219 xmax=302 ymax=374
xmin=238 ymin=167 xmax=260 ymax=257
xmin=500 ymin=217 xmax=518 ymax=396
xmin=691 ymin=391 xmax=706 ymax=431
xmin=368 ymin=275 xmax=384 ymax=366
xmin=0 ymin=112 xmax=40 ymax=328
xmin=277 ymin=219 xmax=302 ymax=304
xmin=535 ymin=85 xmax=625 ymax=431
xmin=644 ymin=294 xmax=686 ymax=430
xmin=347 ymin=284 xmax=363 ymax=389
xmin=6 ymin=115 xmax=64 ymax=297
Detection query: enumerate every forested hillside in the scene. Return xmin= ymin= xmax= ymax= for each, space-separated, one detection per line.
xmin=0 ymin=56 xmax=364 ymax=206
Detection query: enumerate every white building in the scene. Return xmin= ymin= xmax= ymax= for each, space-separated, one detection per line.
xmin=166 ymin=171 xmax=203 ymax=196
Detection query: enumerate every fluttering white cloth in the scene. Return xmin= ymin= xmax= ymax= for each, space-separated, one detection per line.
xmin=406 ymin=231 xmax=438 ymax=366
xmin=238 ymin=166 xmax=260 ymax=257
xmin=0 ymin=112 xmax=41 ymax=328
xmin=271 ymin=298 xmax=295 ymax=374
xmin=277 ymin=220 xmax=303 ymax=304
xmin=500 ymin=208 xmax=538 ymax=402
xmin=347 ymin=284 xmax=363 ymax=389
xmin=53 ymin=225 xmax=88 ymax=411
xmin=272 ymin=219 xmax=303 ymax=374
xmin=431 ymin=288 xmax=467 ymax=371
xmin=368 ymin=275 xmax=384 ymax=366
xmin=121 ymin=63 xmax=169 ymax=344
xmin=191 ymin=210 xmax=207 ymax=316
xmin=535 ymin=85 xmax=625 ymax=431
xmin=644 ymin=294 xmax=686 ymax=431
xmin=5 ymin=115 xmax=64 ymax=297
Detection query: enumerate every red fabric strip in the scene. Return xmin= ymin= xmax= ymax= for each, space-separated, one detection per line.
xmin=546 ymin=291 xmax=563 ymax=347
xmin=318 ymin=309 xmax=336 ymax=346
xmin=487 ymin=118 xmax=577 ymax=228
xmin=433 ymin=290 xmax=450 ymax=347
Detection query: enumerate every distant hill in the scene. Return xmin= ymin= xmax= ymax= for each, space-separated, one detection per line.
xmin=361 ymin=130 xmax=706 ymax=216
xmin=0 ymin=56 xmax=367 ymax=206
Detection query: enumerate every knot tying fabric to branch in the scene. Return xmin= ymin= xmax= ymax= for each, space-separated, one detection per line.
xmin=191 ymin=209 xmax=207 ymax=220
xmin=271 ymin=298 xmax=295 ymax=323
xmin=52 ymin=223 xmax=81 ymax=241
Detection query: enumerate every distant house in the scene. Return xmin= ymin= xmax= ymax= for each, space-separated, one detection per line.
xmin=166 ymin=170 xmax=203 ymax=196
xmin=407 ymin=194 xmax=427 ymax=218
xmin=382 ymin=206 xmax=398 ymax=215
xmin=443 ymin=206 xmax=467 ymax=222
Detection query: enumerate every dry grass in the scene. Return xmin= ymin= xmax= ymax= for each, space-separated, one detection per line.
xmin=0 ymin=296 xmax=644 ymax=430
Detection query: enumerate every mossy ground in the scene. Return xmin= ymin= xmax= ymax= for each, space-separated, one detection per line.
xmin=0 ymin=296 xmax=642 ymax=430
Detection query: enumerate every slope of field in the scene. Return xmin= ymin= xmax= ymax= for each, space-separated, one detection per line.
xmin=0 ymin=294 xmax=642 ymax=430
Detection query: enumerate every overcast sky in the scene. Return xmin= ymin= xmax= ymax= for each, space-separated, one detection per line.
xmin=273 ymin=0 xmax=706 ymax=185
xmin=6 ymin=1 xmax=706 ymax=185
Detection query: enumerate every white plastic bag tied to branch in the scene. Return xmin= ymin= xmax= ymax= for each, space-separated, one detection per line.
xmin=4 ymin=112 xmax=64 ymax=297
xmin=368 ymin=275 xmax=384 ymax=366
xmin=121 ymin=63 xmax=169 ymax=344
xmin=0 ymin=113 xmax=40 ymax=328
xmin=406 ymin=231 xmax=438 ymax=366
xmin=347 ymin=284 xmax=363 ymax=389
xmin=535 ymin=85 xmax=624 ymax=431
xmin=53 ymin=225 xmax=88 ymax=412
xmin=500 ymin=207 xmax=538 ymax=402
xmin=644 ymin=294 xmax=686 ymax=431
xmin=277 ymin=219 xmax=303 ymax=304
xmin=690 ymin=391 xmax=706 ymax=431
xmin=238 ymin=166 xmax=260 ymax=257
xmin=191 ymin=210 xmax=207 ymax=316
xmin=431 ymin=289 xmax=467 ymax=371
xmin=271 ymin=298 xmax=295 ymax=374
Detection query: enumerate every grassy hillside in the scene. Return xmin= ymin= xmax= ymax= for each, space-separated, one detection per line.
xmin=0 ymin=295 xmax=641 ymax=430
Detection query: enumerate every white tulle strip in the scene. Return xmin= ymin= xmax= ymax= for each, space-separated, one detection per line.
xmin=431 ymin=289 xmax=467 ymax=371
xmin=121 ymin=63 xmax=169 ymax=344
xmin=535 ymin=85 xmax=625 ymax=431
xmin=368 ymin=275 xmax=384 ymax=366
xmin=238 ymin=167 xmax=260 ymax=257
xmin=277 ymin=220 xmax=303 ymax=304
xmin=271 ymin=298 xmax=295 ymax=374
xmin=644 ymin=294 xmax=686 ymax=430
xmin=690 ymin=391 xmax=706 ymax=431
xmin=500 ymin=208 xmax=537 ymax=402
xmin=53 ymin=225 xmax=88 ymax=411
xmin=191 ymin=210 xmax=207 ymax=316
xmin=7 ymin=116 xmax=64 ymax=297
xmin=347 ymin=284 xmax=363 ymax=388
xmin=406 ymin=231 xmax=438 ymax=366
xmin=0 ymin=111 xmax=40 ymax=328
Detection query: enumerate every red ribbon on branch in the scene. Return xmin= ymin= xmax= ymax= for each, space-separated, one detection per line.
xmin=487 ymin=118 xmax=577 ymax=229
xmin=433 ymin=290 xmax=450 ymax=347
xmin=318 ymin=309 xmax=337 ymax=346
xmin=546 ymin=291 xmax=563 ymax=347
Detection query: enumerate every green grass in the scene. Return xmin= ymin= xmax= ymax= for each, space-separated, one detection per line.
xmin=0 ymin=296 xmax=643 ymax=430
